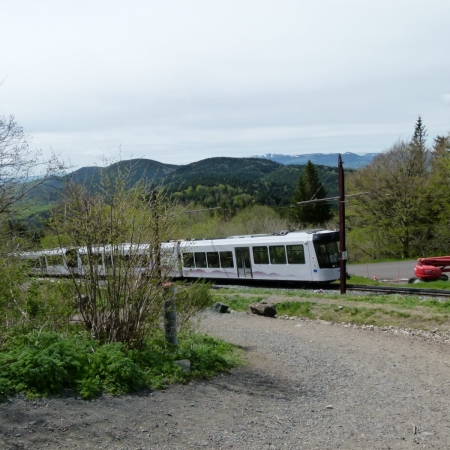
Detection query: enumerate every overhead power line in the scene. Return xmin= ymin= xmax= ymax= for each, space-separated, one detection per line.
xmin=295 ymin=191 xmax=371 ymax=205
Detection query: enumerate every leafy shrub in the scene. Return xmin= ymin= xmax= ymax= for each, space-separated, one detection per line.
xmin=0 ymin=332 xmax=82 ymax=397
xmin=78 ymin=343 xmax=145 ymax=399
xmin=0 ymin=330 xmax=241 ymax=400
xmin=175 ymin=281 xmax=214 ymax=329
xmin=0 ymin=272 xmax=75 ymax=345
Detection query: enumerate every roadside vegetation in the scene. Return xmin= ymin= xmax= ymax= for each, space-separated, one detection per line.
xmin=0 ymin=120 xmax=243 ymax=400
xmin=0 ymin=258 xmax=242 ymax=401
xmin=213 ymin=287 xmax=450 ymax=331
xmin=0 ymin=328 xmax=241 ymax=400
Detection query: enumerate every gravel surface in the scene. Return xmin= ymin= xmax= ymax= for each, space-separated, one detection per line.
xmin=2 ymin=311 xmax=450 ymax=449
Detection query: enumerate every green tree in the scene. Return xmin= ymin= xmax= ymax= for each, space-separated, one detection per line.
xmin=426 ymin=133 xmax=450 ymax=253
xmin=347 ymin=135 xmax=432 ymax=259
xmin=49 ymin=165 xmax=179 ymax=348
xmin=0 ymin=115 xmax=61 ymax=218
xmin=411 ymin=115 xmax=427 ymax=152
xmin=290 ymin=160 xmax=333 ymax=227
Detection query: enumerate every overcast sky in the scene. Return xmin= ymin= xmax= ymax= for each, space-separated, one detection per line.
xmin=1 ymin=0 xmax=449 ymax=169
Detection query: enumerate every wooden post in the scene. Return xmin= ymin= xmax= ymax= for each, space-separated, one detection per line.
xmin=163 ymin=283 xmax=178 ymax=347
xmin=151 ymin=184 xmax=161 ymax=281
xmin=338 ymin=154 xmax=347 ymax=294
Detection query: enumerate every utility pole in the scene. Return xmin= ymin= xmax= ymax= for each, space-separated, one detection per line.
xmin=338 ymin=154 xmax=347 ymax=294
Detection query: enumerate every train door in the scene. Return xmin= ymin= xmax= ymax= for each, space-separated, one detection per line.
xmin=235 ymin=247 xmax=253 ymax=278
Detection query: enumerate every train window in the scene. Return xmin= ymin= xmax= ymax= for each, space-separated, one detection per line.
xmin=80 ymin=253 xmax=103 ymax=267
xmin=182 ymin=253 xmax=195 ymax=268
xmin=33 ymin=258 xmax=44 ymax=269
xmin=253 ymin=246 xmax=269 ymax=264
xmin=111 ymin=254 xmax=122 ymax=267
xmin=128 ymin=254 xmax=140 ymax=267
xmin=287 ymin=245 xmax=305 ymax=264
xmin=313 ymin=242 xmax=339 ymax=268
xmin=65 ymin=249 xmax=78 ymax=268
xmin=23 ymin=258 xmax=42 ymax=269
xmin=220 ymin=251 xmax=234 ymax=268
xmin=104 ymin=253 xmax=114 ymax=267
xmin=92 ymin=253 xmax=103 ymax=265
xmin=207 ymin=252 xmax=220 ymax=268
xmin=46 ymin=255 xmax=64 ymax=266
xmin=139 ymin=255 xmax=150 ymax=268
xmin=269 ymin=246 xmax=287 ymax=264
xmin=194 ymin=252 xmax=207 ymax=268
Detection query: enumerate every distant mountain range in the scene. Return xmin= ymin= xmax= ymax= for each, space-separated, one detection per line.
xmin=253 ymin=152 xmax=378 ymax=168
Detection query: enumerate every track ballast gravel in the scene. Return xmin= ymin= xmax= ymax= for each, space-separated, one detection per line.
xmin=2 ymin=310 xmax=450 ymax=449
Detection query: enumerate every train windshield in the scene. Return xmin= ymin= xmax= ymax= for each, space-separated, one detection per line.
xmin=313 ymin=232 xmax=340 ymax=269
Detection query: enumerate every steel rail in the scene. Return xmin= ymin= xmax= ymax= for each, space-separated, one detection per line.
xmin=212 ymin=282 xmax=450 ymax=298
xmin=344 ymin=284 xmax=450 ymax=298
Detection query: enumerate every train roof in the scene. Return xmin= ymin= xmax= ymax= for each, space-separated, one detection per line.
xmin=19 ymin=243 xmax=153 ymax=258
xmin=178 ymin=229 xmax=339 ymax=248
xmin=18 ymin=229 xmax=339 ymax=258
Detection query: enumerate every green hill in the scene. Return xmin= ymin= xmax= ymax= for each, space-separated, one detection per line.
xmin=66 ymin=158 xmax=179 ymax=188
xmin=16 ymin=157 xmax=348 ymax=222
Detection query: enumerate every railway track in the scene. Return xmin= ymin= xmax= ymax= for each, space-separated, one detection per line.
xmin=344 ymin=284 xmax=450 ymax=298
xmin=213 ymin=282 xmax=450 ymax=298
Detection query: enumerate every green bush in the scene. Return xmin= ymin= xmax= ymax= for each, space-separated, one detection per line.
xmin=0 ymin=330 xmax=242 ymax=400
xmin=0 ymin=273 xmax=75 ymax=344
xmin=78 ymin=343 xmax=145 ymax=399
xmin=0 ymin=332 xmax=82 ymax=397
xmin=175 ymin=281 xmax=214 ymax=329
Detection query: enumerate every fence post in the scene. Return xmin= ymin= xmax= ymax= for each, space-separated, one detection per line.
xmin=163 ymin=282 xmax=178 ymax=347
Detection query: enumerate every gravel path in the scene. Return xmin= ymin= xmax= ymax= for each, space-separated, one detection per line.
xmin=2 ymin=311 xmax=450 ymax=449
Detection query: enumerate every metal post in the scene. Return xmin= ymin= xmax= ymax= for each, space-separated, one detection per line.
xmin=163 ymin=283 xmax=178 ymax=347
xmin=338 ymin=154 xmax=347 ymax=294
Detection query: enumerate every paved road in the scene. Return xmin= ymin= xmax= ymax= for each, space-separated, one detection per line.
xmin=347 ymin=260 xmax=417 ymax=282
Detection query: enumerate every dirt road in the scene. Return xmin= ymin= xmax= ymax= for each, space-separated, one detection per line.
xmin=1 ymin=311 xmax=450 ymax=449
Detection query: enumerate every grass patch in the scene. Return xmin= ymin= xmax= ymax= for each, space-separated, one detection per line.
xmin=407 ymin=279 xmax=450 ymax=289
xmin=213 ymin=287 xmax=450 ymax=331
xmin=224 ymin=294 xmax=266 ymax=311
xmin=343 ymin=274 xmax=450 ymax=290
xmin=335 ymin=275 xmax=384 ymax=286
xmin=275 ymin=301 xmax=316 ymax=319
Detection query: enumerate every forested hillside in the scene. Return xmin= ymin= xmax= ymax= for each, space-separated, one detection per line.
xmin=167 ymin=158 xmax=341 ymax=208
xmin=21 ymin=157 xmax=343 ymax=214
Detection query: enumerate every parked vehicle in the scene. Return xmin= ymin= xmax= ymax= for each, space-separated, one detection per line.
xmin=412 ymin=256 xmax=450 ymax=282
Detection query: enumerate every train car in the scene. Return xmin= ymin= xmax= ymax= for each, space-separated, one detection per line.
xmin=20 ymin=244 xmax=153 ymax=277
xmin=178 ymin=229 xmax=340 ymax=284
xmin=19 ymin=229 xmax=341 ymax=284
xmin=20 ymin=247 xmax=75 ymax=277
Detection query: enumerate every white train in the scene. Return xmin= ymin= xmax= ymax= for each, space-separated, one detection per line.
xmin=20 ymin=229 xmax=341 ymax=284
